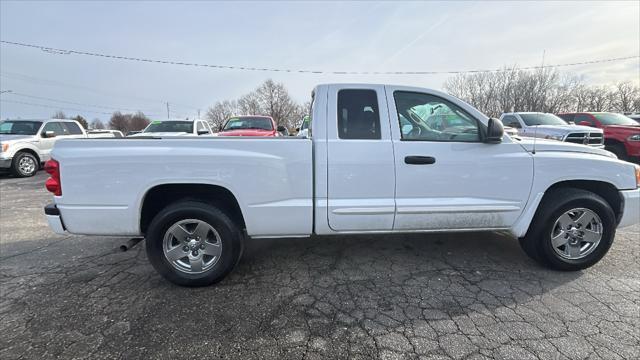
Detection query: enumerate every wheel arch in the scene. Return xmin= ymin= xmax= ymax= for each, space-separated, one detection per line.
xmin=13 ymin=147 xmax=42 ymax=164
xmin=514 ymin=179 xmax=624 ymax=238
xmin=139 ymin=183 xmax=246 ymax=235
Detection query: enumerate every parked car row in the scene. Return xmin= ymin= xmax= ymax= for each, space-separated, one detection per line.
xmin=499 ymin=112 xmax=640 ymax=161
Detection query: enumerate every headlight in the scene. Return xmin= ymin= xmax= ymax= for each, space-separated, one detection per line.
xmin=635 ymin=164 xmax=640 ymax=188
xmin=1 ymin=143 xmax=8 ymax=153
xmin=545 ymin=134 xmax=563 ymax=141
xmin=628 ymin=134 xmax=640 ymax=141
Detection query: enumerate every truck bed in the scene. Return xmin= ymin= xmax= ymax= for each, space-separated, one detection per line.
xmin=52 ymin=137 xmax=313 ymax=237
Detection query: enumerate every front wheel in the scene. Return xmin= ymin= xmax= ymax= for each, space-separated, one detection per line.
xmin=146 ymin=200 xmax=243 ymax=286
xmin=11 ymin=152 xmax=39 ymax=177
xmin=520 ymin=188 xmax=616 ymax=271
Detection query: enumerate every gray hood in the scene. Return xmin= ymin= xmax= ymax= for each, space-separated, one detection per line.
xmin=516 ymin=138 xmax=614 ymax=158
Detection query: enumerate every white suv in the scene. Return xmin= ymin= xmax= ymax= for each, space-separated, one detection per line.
xmin=0 ymin=118 xmax=86 ymax=177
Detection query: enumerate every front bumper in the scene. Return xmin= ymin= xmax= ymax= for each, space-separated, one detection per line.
xmin=0 ymin=157 xmax=12 ymax=169
xmin=45 ymin=204 xmax=67 ymax=234
xmin=625 ymin=141 xmax=640 ymax=157
xmin=619 ymin=189 xmax=640 ymax=228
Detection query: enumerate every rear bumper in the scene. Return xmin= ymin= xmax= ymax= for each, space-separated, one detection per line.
xmin=619 ymin=189 xmax=640 ymax=228
xmin=45 ymin=204 xmax=66 ymax=234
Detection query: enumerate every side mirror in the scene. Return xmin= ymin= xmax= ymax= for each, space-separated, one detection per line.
xmin=484 ymin=118 xmax=504 ymax=144
xmin=277 ymin=125 xmax=286 ymax=132
xmin=578 ymin=121 xmax=592 ymax=127
xmin=42 ymin=131 xmax=56 ymax=138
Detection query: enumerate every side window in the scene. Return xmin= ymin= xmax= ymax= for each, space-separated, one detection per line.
xmin=501 ymin=115 xmax=521 ymax=128
xmin=41 ymin=122 xmax=66 ymax=136
xmin=63 ymin=122 xmax=83 ymax=135
xmin=394 ymin=91 xmax=480 ymax=142
xmin=337 ymin=89 xmax=381 ymax=140
xmin=558 ymin=113 xmax=575 ymax=123
xmin=196 ymin=121 xmax=207 ymax=132
xmin=575 ymin=114 xmax=595 ymax=126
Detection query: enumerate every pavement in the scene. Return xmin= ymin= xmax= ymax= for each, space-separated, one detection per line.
xmin=0 ymin=172 xmax=638 ymax=360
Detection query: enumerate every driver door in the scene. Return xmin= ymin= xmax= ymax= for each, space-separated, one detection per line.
xmin=39 ymin=122 xmax=65 ymax=161
xmin=386 ymin=86 xmax=533 ymax=231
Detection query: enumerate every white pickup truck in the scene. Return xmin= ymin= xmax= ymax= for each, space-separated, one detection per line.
xmin=44 ymin=84 xmax=640 ymax=286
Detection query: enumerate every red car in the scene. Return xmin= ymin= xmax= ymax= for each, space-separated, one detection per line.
xmin=558 ymin=112 xmax=640 ymax=162
xmin=217 ymin=115 xmax=283 ymax=137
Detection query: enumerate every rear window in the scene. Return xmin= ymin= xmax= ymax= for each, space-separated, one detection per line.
xmin=337 ymin=89 xmax=381 ymax=140
xmin=144 ymin=121 xmax=194 ymax=133
xmin=63 ymin=122 xmax=83 ymax=135
xmin=592 ymin=113 xmax=637 ymax=126
xmin=519 ymin=113 xmax=567 ymax=126
xmin=223 ymin=117 xmax=273 ymax=131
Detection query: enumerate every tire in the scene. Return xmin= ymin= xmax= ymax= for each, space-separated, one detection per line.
xmin=146 ymin=200 xmax=243 ymax=287
xmin=607 ymin=144 xmax=628 ymax=161
xmin=520 ymin=188 xmax=616 ymax=271
xmin=11 ymin=152 xmax=39 ymax=177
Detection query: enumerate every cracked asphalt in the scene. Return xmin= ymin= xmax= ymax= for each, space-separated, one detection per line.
xmin=1 ymin=172 xmax=639 ymax=360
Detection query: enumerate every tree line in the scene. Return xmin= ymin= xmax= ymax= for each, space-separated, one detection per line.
xmin=443 ymin=67 xmax=640 ymax=118
xmin=48 ymin=69 xmax=638 ymax=132
xmin=205 ymin=79 xmax=309 ymax=130
xmin=51 ymin=110 xmax=150 ymax=133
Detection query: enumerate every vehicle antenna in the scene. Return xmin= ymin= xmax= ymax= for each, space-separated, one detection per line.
xmin=532 ymin=125 xmax=538 ymax=154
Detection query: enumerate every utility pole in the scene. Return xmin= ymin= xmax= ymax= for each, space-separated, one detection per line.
xmin=197 ymin=109 xmax=200 ymax=119
xmin=166 ymin=102 xmax=170 ymax=119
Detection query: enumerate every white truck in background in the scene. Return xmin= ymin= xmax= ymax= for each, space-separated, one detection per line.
xmin=44 ymin=84 xmax=640 ymax=286
xmin=0 ymin=118 xmax=86 ymax=177
xmin=500 ymin=112 xmax=605 ymax=148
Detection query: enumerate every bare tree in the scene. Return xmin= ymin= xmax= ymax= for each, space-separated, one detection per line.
xmin=444 ymin=67 xmax=637 ymax=116
xmin=108 ymin=112 xmax=130 ymax=133
xmin=129 ymin=112 xmax=150 ymax=131
xmin=72 ymin=115 xmax=89 ymax=129
xmin=205 ymin=100 xmax=240 ymax=130
xmin=90 ymin=118 xmax=105 ymax=129
xmin=52 ymin=111 xmax=66 ymax=119
xmin=205 ymin=79 xmax=308 ymax=131
xmin=611 ymin=82 xmax=638 ymax=113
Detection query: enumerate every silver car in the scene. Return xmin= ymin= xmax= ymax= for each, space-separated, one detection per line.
xmin=0 ymin=118 xmax=86 ymax=177
xmin=500 ymin=112 xmax=604 ymax=148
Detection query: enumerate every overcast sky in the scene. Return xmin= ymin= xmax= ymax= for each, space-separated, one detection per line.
xmin=1 ymin=0 xmax=638 ymax=121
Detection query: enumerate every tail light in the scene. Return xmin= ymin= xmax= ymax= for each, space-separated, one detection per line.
xmin=44 ymin=159 xmax=62 ymax=196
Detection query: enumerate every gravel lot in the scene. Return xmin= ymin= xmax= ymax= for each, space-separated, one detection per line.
xmin=1 ymin=172 xmax=638 ymax=360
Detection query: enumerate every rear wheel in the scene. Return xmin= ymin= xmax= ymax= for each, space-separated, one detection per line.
xmin=11 ymin=152 xmax=38 ymax=177
xmin=520 ymin=188 xmax=615 ymax=271
xmin=146 ymin=200 xmax=243 ymax=286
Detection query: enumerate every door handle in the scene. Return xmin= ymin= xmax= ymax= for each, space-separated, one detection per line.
xmin=404 ymin=156 xmax=436 ymax=165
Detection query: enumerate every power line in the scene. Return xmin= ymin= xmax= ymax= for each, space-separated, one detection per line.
xmin=1 ymin=40 xmax=638 ymax=75
xmin=4 ymin=92 xmax=159 ymax=115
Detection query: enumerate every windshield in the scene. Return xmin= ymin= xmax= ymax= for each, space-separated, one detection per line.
xmin=0 ymin=120 xmax=43 ymax=135
xmin=144 ymin=121 xmax=193 ymax=133
xmin=223 ymin=117 xmax=273 ymax=131
xmin=593 ymin=113 xmax=638 ymax=126
xmin=519 ymin=113 xmax=567 ymax=126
